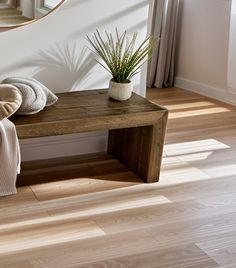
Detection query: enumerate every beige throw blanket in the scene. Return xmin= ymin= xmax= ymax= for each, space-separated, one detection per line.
xmin=0 ymin=118 xmax=21 ymax=196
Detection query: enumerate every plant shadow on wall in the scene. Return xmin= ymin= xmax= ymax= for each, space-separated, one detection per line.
xmin=0 ymin=0 xmax=150 ymax=90
xmin=32 ymin=42 xmax=96 ymax=92
xmin=32 ymin=17 xmax=149 ymax=92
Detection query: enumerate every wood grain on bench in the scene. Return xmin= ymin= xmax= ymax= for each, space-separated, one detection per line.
xmin=12 ymin=89 xmax=168 ymax=183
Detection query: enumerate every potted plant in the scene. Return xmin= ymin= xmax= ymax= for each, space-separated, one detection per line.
xmin=87 ymin=29 xmax=154 ymax=101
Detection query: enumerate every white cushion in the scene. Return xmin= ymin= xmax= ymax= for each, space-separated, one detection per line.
xmin=2 ymin=77 xmax=58 ymax=115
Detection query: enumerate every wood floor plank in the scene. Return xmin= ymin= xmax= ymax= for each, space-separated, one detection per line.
xmin=155 ymin=175 xmax=236 ymax=202
xmin=1 ymin=185 xmax=235 ymax=240
xmin=197 ymin=233 xmax=236 ymax=266
xmin=19 ymin=154 xmax=143 ymax=201
xmin=93 ymin=198 xmax=236 ymax=236
xmin=0 ymin=187 xmax=37 ymax=208
xmin=91 ymin=188 xmax=236 ymax=227
xmin=0 ymin=7 xmax=31 ymax=26
xmin=218 ymin=264 xmax=236 ymax=268
xmin=0 ymin=261 xmax=33 ymax=268
xmin=38 ymin=186 xmax=171 ymax=219
xmin=41 ymin=190 xmax=236 ymax=224
xmin=30 ymin=171 xmax=141 ymax=201
xmin=0 ymin=87 xmax=235 ymax=267
xmin=0 ymin=229 xmax=159 ymax=267
xmin=0 ymin=185 xmax=170 ymax=230
xmin=71 ymin=244 xmax=219 ymax=268
xmin=0 ymin=219 xmax=105 ymax=257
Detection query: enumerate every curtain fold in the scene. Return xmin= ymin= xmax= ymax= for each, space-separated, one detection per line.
xmin=147 ymin=0 xmax=179 ymax=88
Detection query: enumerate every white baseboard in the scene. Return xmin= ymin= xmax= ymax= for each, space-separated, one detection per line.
xmin=20 ymin=131 xmax=108 ymax=161
xmin=174 ymin=76 xmax=236 ymax=106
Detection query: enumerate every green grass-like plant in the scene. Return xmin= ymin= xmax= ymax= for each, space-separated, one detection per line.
xmin=87 ymin=29 xmax=154 ymax=83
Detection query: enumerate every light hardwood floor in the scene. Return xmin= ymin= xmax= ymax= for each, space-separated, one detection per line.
xmin=0 ymin=6 xmax=31 ymax=26
xmin=0 ymin=87 xmax=236 ymax=267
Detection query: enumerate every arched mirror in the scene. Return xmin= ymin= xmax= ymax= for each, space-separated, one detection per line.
xmin=0 ymin=0 xmax=65 ymax=28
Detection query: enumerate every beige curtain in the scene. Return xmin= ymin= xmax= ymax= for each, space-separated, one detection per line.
xmin=147 ymin=0 xmax=179 ymax=88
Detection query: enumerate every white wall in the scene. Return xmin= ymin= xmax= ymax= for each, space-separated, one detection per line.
xmin=0 ymin=0 xmax=153 ymax=160
xmin=175 ymin=0 xmax=236 ymax=105
xmin=21 ymin=0 xmax=34 ymax=18
xmin=228 ymin=0 xmax=236 ymax=93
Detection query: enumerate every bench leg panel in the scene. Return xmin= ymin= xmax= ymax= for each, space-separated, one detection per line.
xmin=108 ymin=112 xmax=168 ymax=183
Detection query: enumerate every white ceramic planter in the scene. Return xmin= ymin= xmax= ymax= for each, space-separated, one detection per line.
xmin=108 ymin=79 xmax=133 ymax=101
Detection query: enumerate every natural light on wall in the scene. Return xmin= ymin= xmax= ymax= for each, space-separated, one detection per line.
xmin=44 ymin=0 xmax=62 ymax=9
xmin=228 ymin=0 xmax=236 ymax=89
xmin=232 ymin=0 xmax=236 ymax=13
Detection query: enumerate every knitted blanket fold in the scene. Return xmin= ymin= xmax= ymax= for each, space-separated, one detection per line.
xmin=0 ymin=118 xmax=21 ymax=196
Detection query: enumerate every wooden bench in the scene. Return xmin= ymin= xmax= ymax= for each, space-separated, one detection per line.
xmin=12 ymin=89 xmax=168 ymax=183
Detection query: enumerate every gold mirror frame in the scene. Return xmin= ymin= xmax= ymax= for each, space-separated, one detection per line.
xmin=0 ymin=0 xmax=65 ymax=30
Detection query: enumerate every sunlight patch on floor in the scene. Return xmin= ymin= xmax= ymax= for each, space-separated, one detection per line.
xmin=202 ymin=164 xmax=236 ymax=178
xmin=160 ymin=139 xmax=232 ymax=186
xmin=167 ymin=101 xmax=216 ymax=110
xmin=174 ymin=151 xmax=213 ymax=162
xmin=169 ymin=107 xmax=230 ymax=119
xmin=165 ymin=139 xmax=230 ymax=156
xmin=0 ymin=220 xmax=105 ymax=256
xmin=48 ymin=195 xmax=171 ymax=217
xmin=160 ymin=157 xmax=210 ymax=186
xmin=0 ymin=194 xmax=171 ymax=232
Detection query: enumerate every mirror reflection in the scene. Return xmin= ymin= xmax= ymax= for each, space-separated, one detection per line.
xmin=0 ymin=0 xmax=63 ymax=27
